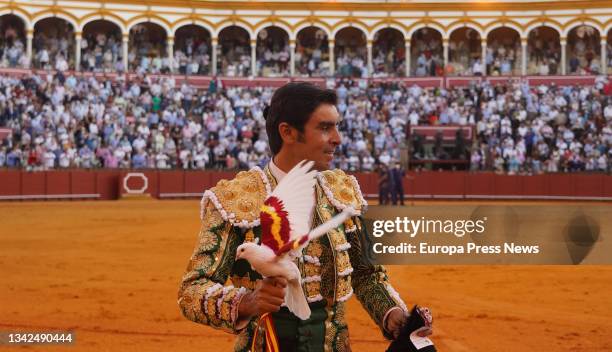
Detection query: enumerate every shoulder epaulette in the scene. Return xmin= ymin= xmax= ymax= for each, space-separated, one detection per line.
xmin=200 ymin=167 xmax=271 ymax=228
xmin=317 ymin=169 xmax=367 ymax=215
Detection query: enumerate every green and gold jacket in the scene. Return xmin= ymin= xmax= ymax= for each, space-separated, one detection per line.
xmin=178 ymin=165 xmax=408 ymax=351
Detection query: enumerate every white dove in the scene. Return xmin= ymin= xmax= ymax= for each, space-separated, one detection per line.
xmin=235 ymin=160 xmax=356 ymax=320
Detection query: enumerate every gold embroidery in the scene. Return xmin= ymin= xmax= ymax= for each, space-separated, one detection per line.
xmin=327 ymin=229 xmax=348 ymax=249
xmin=335 ymin=303 xmax=346 ymax=324
xmin=305 ymin=241 xmax=323 ymax=257
xmin=198 ymin=231 xmax=220 ymax=252
xmin=235 ymin=329 xmax=250 ymax=351
xmin=324 ymin=173 xmax=337 ymax=185
xmin=336 ymin=328 xmax=350 ymax=352
xmin=319 ymin=169 xmax=366 ymax=214
xmin=210 ymin=169 xmax=268 ymax=225
xmin=325 ymin=321 xmax=337 ymax=352
xmin=305 ymin=281 xmax=321 ymax=299
xmin=304 ymin=263 xmax=320 ymax=277
xmin=207 ymin=299 xmax=220 ymax=325
xmin=336 ymin=276 xmax=352 ymax=300
xmin=242 ymin=276 xmax=257 ymax=290
xmin=336 ymin=251 xmax=351 ymax=274
xmin=344 ymin=218 xmax=355 ymax=230
xmin=220 ymin=290 xmax=237 ymax=322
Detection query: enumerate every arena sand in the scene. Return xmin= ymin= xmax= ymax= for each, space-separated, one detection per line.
xmin=1 ymin=199 xmax=611 ymax=351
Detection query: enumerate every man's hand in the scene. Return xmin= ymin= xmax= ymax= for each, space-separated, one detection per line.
xmin=237 ymin=277 xmax=287 ymax=321
xmin=385 ymin=308 xmax=433 ymax=339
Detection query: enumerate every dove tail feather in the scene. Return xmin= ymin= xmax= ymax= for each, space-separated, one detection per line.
xmin=285 ymin=280 xmax=311 ymax=320
xmin=307 ymin=207 xmax=357 ymax=242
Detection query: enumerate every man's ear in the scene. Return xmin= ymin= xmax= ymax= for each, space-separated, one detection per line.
xmin=278 ymin=122 xmax=297 ymax=145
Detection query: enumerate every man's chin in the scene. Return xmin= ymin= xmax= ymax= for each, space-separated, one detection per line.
xmin=313 ymin=159 xmax=333 ymax=171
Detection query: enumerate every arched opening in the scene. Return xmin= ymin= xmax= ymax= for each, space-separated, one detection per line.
xmin=81 ymin=20 xmax=122 ymax=72
xmin=129 ymin=22 xmax=168 ymax=74
xmin=217 ymin=26 xmax=251 ymax=77
xmin=567 ymin=25 xmax=601 ymax=75
xmin=334 ymin=27 xmax=367 ymax=77
xmin=410 ymin=27 xmax=443 ymax=77
xmin=256 ymin=26 xmax=289 ymax=77
xmin=527 ymin=26 xmax=560 ymax=75
xmin=486 ymin=27 xmax=520 ymax=76
xmin=174 ymin=25 xmax=211 ymax=75
xmin=33 ymin=17 xmax=75 ymax=70
xmin=296 ymin=26 xmax=329 ymax=77
xmin=448 ymin=27 xmax=482 ymax=76
xmin=0 ymin=14 xmax=27 ymax=68
xmin=373 ymin=28 xmax=405 ymax=77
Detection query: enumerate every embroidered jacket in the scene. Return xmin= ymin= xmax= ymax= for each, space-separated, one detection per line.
xmin=177 ymin=165 xmax=408 ymax=351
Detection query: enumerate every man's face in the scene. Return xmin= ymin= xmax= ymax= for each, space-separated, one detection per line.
xmin=294 ymin=104 xmax=342 ymax=171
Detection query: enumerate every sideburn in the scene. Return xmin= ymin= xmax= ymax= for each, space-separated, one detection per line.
xmin=296 ymin=131 xmax=306 ymax=143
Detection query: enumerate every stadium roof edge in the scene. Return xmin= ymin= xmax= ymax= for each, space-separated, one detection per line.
xmin=54 ymin=0 xmax=612 ymax=12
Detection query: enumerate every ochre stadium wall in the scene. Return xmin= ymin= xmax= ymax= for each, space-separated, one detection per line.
xmin=0 ymin=170 xmax=610 ymax=201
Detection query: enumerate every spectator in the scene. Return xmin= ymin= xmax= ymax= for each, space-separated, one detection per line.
xmin=0 ymin=74 xmax=609 ymax=175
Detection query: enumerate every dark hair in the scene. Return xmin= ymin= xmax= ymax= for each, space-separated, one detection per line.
xmin=265 ymin=82 xmax=337 ymax=155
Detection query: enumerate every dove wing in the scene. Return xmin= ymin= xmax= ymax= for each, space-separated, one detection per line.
xmin=274 ymin=207 xmax=356 ymax=256
xmin=270 ymin=160 xmax=317 ymax=239
xmin=260 ymin=160 xmax=317 ymax=253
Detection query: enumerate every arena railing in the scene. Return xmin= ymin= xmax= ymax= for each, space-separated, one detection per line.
xmin=0 ymin=68 xmax=609 ymax=89
xmin=0 ymin=169 xmax=610 ymax=202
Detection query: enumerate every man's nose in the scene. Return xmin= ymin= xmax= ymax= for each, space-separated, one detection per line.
xmin=330 ymin=128 xmax=342 ymax=146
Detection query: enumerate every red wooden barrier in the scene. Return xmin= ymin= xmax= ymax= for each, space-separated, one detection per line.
xmin=522 ymin=175 xmax=548 ymax=197
xmin=21 ymin=172 xmax=46 ymax=196
xmin=494 ymin=175 xmax=523 ymax=197
xmin=572 ymin=174 xmax=604 ymax=198
xmin=0 ymin=170 xmax=20 ymax=198
xmin=465 ymin=173 xmax=494 ymax=196
xmin=184 ymin=172 xmax=211 ymax=195
xmin=159 ymin=171 xmax=184 ymax=195
xmin=46 ymin=171 xmax=71 ymax=196
xmin=71 ymin=170 xmax=97 ymax=195
xmin=0 ymin=170 xmax=610 ymax=201
xmin=547 ymin=174 xmax=574 ymax=197
xmin=97 ymin=171 xmax=120 ymax=200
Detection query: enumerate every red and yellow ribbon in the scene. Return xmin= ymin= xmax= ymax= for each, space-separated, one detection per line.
xmin=251 ymin=313 xmax=280 ymax=352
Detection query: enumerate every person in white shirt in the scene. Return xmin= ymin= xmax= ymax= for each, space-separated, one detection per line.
xmin=472 ymin=58 xmax=483 ymax=76
xmin=155 ymin=152 xmax=169 ymax=169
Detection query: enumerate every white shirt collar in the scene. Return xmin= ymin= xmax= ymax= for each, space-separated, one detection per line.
xmin=269 ymin=158 xmax=287 ymax=183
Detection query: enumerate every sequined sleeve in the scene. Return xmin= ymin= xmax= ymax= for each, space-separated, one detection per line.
xmin=177 ymin=201 xmax=248 ymax=334
xmin=346 ymin=216 xmax=408 ymax=338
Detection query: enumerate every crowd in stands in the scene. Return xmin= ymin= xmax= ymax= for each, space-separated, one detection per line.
xmin=568 ymin=27 xmax=603 ymax=75
xmin=33 ymin=21 xmax=74 ymax=71
xmin=0 ymin=72 xmax=610 ymax=174
xmin=372 ymin=33 xmax=406 ymax=77
xmin=218 ymin=35 xmax=251 ymax=77
xmin=80 ymin=32 xmax=123 ymax=73
xmin=295 ymin=30 xmax=330 ymax=77
xmin=527 ymin=30 xmax=561 ymax=76
xmin=335 ymin=47 xmax=368 ymax=78
xmin=256 ymin=29 xmax=290 ymax=77
xmin=485 ymin=39 xmax=520 ymax=76
xmin=128 ymin=24 xmax=170 ymax=74
xmin=0 ymin=25 xmax=28 ymax=69
xmin=411 ymin=34 xmax=444 ymax=77
xmin=1 ymin=22 xmax=610 ymax=77
xmin=174 ymin=36 xmax=211 ymax=76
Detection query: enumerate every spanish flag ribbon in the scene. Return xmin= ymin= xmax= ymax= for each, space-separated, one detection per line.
xmin=251 ymin=312 xmax=280 ymax=352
